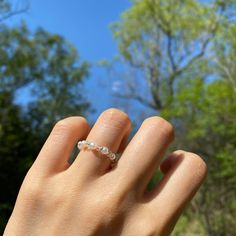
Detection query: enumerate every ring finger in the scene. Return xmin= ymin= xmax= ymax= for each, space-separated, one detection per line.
xmin=70 ymin=108 xmax=131 ymax=176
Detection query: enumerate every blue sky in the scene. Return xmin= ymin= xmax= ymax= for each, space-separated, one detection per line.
xmin=23 ymin=0 xmax=131 ymax=61
xmin=9 ymin=0 xmax=136 ymax=121
xmin=8 ymin=0 xmax=155 ymax=124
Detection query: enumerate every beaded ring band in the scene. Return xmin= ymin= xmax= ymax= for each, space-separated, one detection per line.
xmin=77 ymin=140 xmax=120 ymax=163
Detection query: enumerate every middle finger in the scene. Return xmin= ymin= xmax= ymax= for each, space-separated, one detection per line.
xmin=114 ymin=117 xmax=174 ymax=195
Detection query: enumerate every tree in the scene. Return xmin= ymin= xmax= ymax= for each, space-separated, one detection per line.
xmin=163 ymin=78 xmax=236 ymax=235
xmin=112 ymin=0 xmax=221 ymax=110
xmin=112 ymin=0 xmax=236 ymax=235
xmin=0 ymin=24 xmax=90 ymax=135
xmin=0 ymin=91 xmax=40 ymax=232
xmin=0 ymin=0 xmax=28 ymax=23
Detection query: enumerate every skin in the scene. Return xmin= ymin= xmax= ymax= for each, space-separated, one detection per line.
xmin=4 ymin=108 xmax=207 ymax=236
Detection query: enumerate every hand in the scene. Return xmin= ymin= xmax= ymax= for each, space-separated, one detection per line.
xmin=4 ymin=108 xmax=207 ymax=236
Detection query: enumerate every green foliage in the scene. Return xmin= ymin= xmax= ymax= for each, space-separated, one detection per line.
xmin=0 ymin=23 xmax=90 ymax=131
xmin=112 ymin=0 xmax=236 ymax=235
xmin=0 ymin=22 xmax=90 ymax=134
xmin=172 ymin=215 xmax=207 ymax=236
xmin=161 ymin=78 xmax=236 ymax=234
xmin=111 ymin=0 xmax=224 ymax=110
xmin=0 ymin=92 xmax=40 ymax=232
xmin=0 ymin=1 xmax=11 ymax=15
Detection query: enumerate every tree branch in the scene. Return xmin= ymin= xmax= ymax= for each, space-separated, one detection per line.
xmin=113 ymin=91 xmax=157 ymax=110
xmin=0 ymin=1 xmax=29 ymax=23
xmin=167 ymin=34 xmax=177 ymax=72
xmin=176 ymin=15 xmax=219 ymax=78
xmin=214 ymin=59 xmax=236 ymax=92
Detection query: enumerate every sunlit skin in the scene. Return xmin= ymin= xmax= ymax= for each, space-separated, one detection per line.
xmin=4 ymin=108 xmax=207 ymax=236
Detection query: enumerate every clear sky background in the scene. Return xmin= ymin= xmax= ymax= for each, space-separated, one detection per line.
xmin=9 ymin=0 xmax=155 ymax=123
xmin=23 ymin=0 xmax=131 ymax=60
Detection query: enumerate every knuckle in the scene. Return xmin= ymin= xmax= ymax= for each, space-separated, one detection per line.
xmin=172 ymin=149 xmax=185 ymax=155
xmin=143 ymin=116 xmax=175 ymax=140
xmin=169 ymin=150 xmax=207 ymax=182
xmin=53 ymin=116 xmax=88 ymax=136
xmin=136 ymin=218 xmax=157 ymax=236
xmin=84 ymin=198 xmax=112 ymax=223
xmin=48 ymin=188 xmax=67 ymax=207
xmin=103 ymin=108 xmax=126 ymax=116
xmin=54 ymin=118 xmax=74 ymax=135
xmin=144 ymin=227 xmax=157 ymax=236
xmin=21 ymin=180 xmax=45 ymax=203
xmin=75 ymin=116 xmax=89 ymax=129
xmin=188 ymin=152 xmax=208 ymax=178
xmin=178 ymin=151 xmax=208 ymax=181
xmin=139 ymin=225 xmax=157 ymax=236
xmin=21 ymin=178 xmax=67 ymax=208
xmin=100 ymin=108 xmax=131 ymax=130
xmin=87 ymin=188 xmax=125 ymax=219
xmin=99 ymin=194 xmax=120 ymax=212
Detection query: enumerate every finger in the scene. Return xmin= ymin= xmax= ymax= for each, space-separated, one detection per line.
xmin=32 ymin=117 xmax=90 ymax=176
xmin=71 ymin=108 xmax=131 ymax=176
xmin=146 ymin=151 xmax=207 ymax=232
xmin=115 ymin=117 xmax=174 ymax=195
xmin=118 ymin=128 xmax=131 ymax=153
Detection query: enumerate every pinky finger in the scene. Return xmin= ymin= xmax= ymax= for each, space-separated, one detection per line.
xmin=145 ymin=150 xmax=207 ymax=235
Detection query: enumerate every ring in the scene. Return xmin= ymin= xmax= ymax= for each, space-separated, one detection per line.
xmin=77 ymin=140 xmax=120 ymax=163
